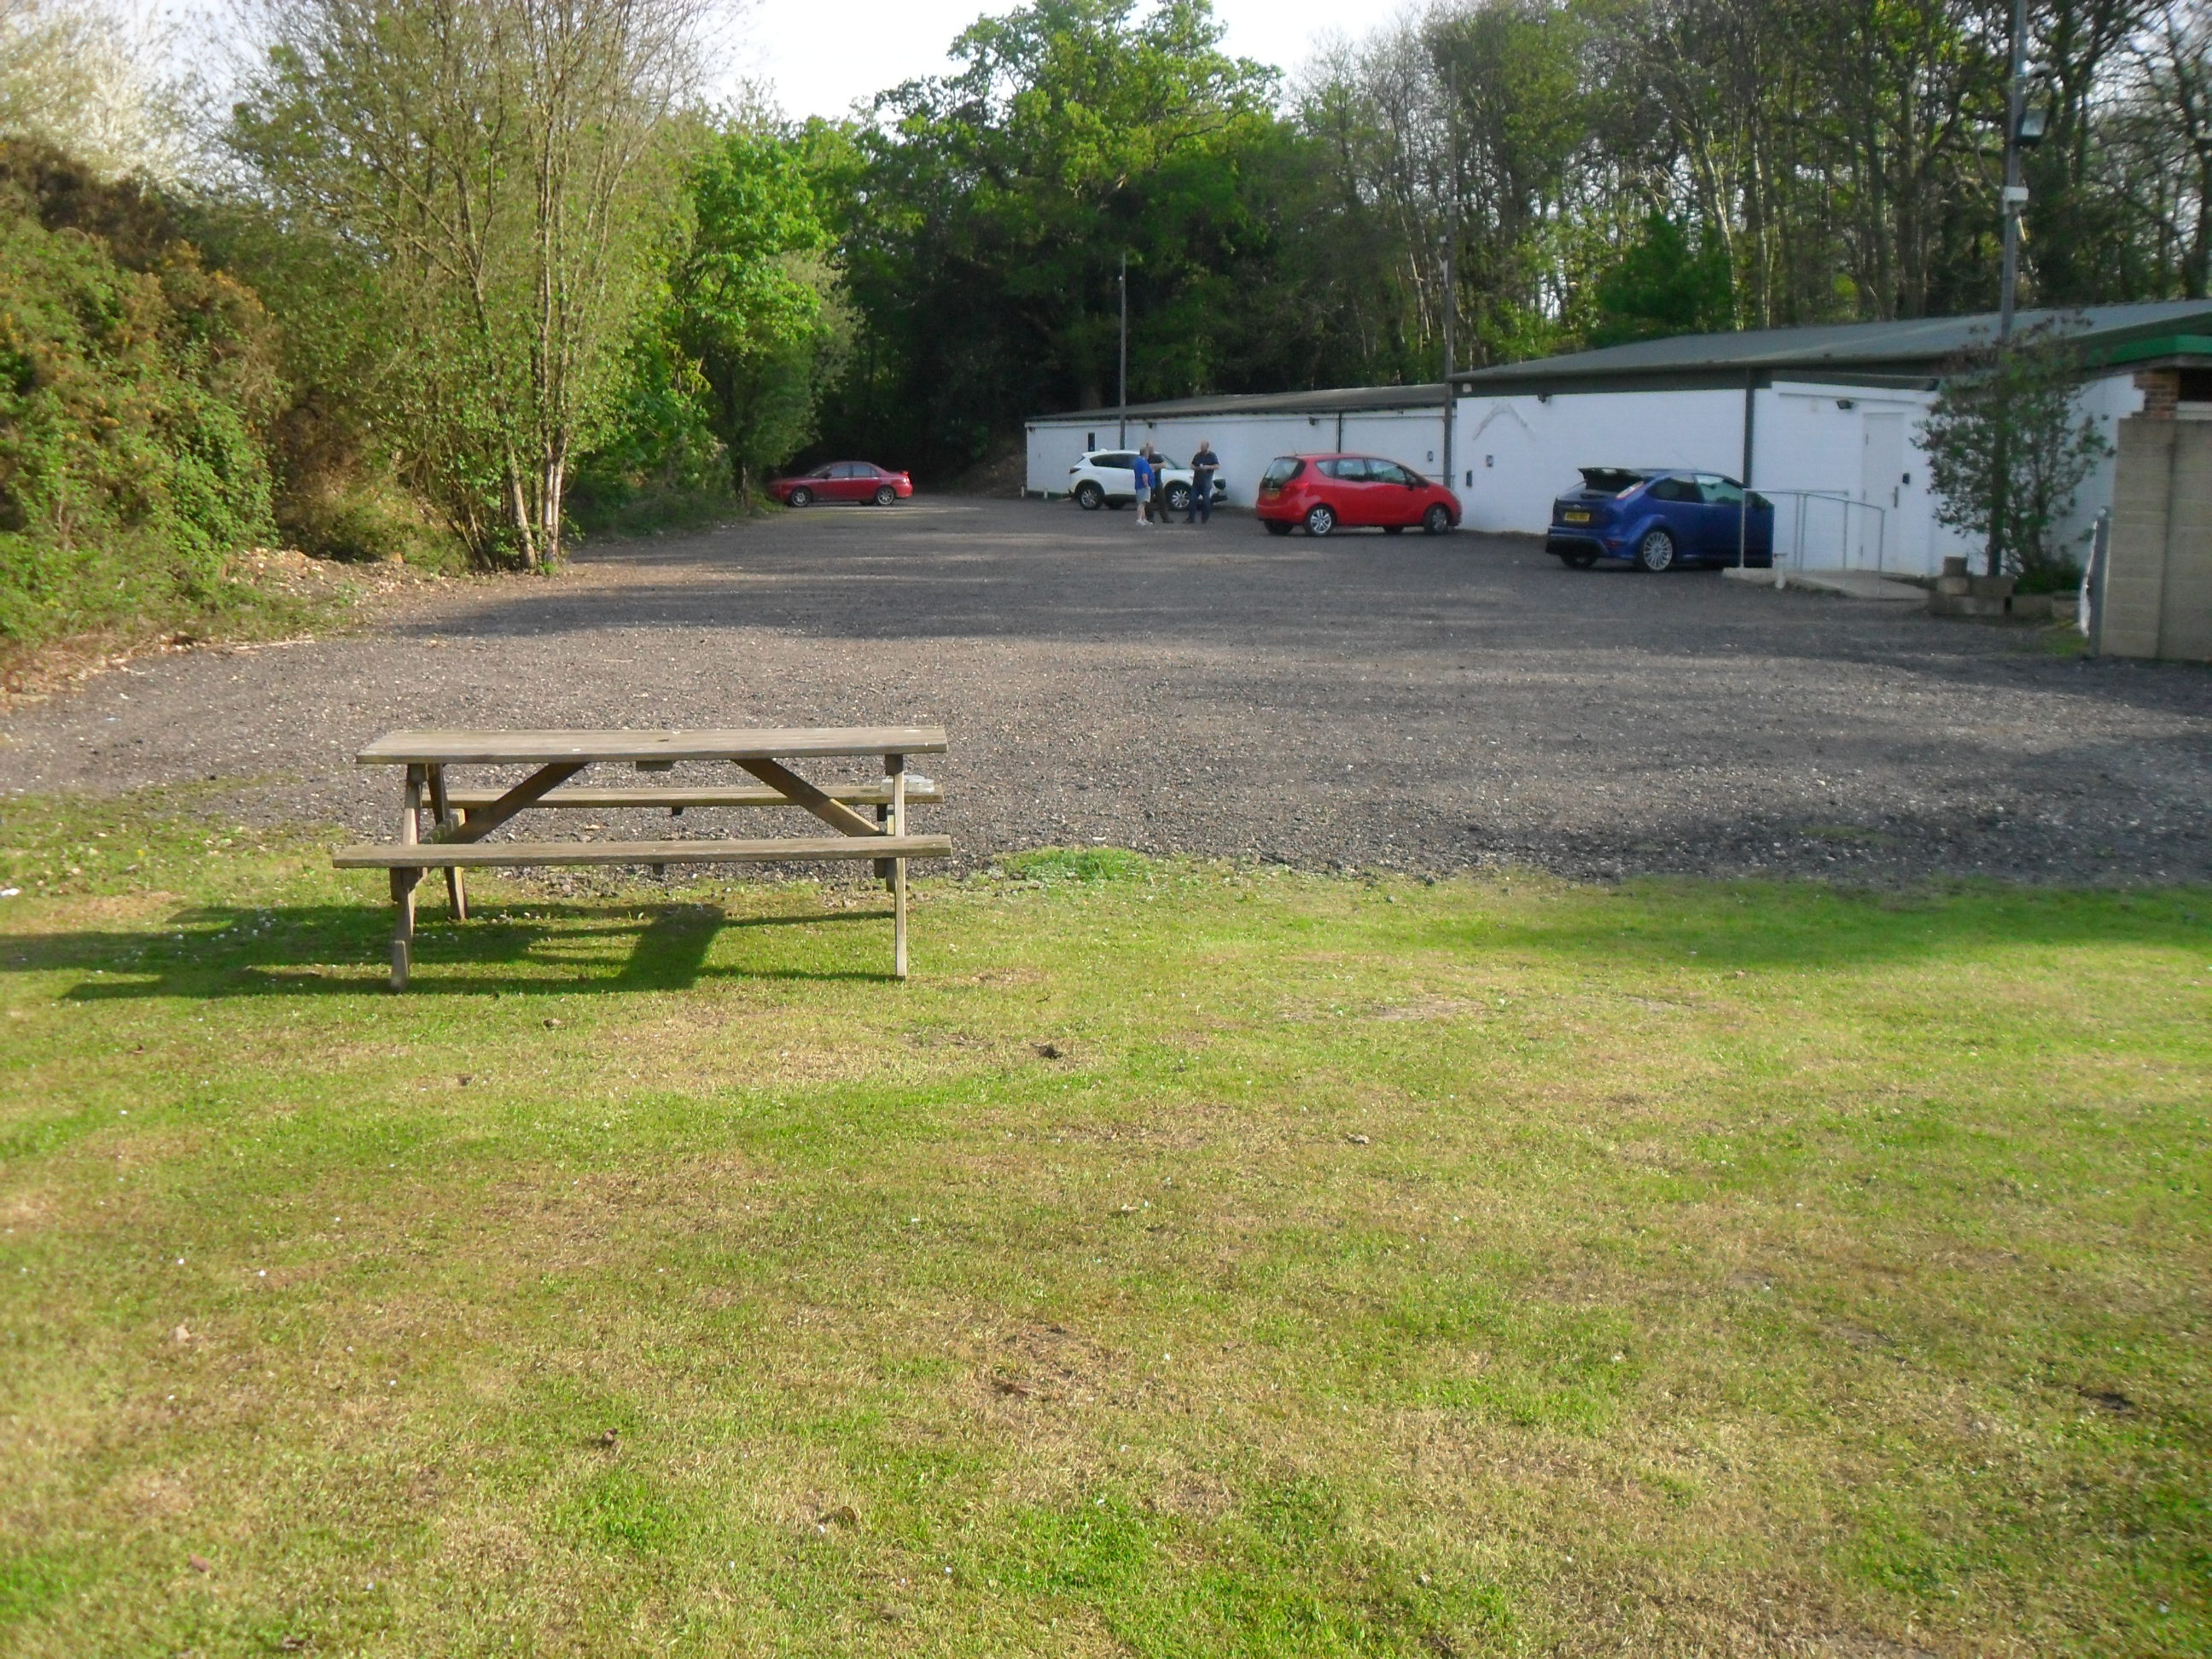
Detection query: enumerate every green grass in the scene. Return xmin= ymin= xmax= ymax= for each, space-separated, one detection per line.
xmin=0 ymin=795 xmax=2207 ymax=1656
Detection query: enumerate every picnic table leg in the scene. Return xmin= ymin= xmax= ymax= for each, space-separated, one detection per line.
xmin=888 ymin=754 xmax=908 ymax=979
xmin=427 ymin=763 xmax=467 ymax=921
xmin=392 ymin=765 xmax=424 ymax=990
xmin=875 ymin=803 xmax=892 ymax=889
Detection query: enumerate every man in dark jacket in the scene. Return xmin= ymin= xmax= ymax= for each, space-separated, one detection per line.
xmin=1186 ymin=439 xmax=1220 ymax=524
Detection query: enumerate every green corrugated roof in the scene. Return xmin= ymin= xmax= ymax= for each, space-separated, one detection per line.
xmin=1452 ymin=300 xmax=2212 ymax=393
xmin=1027 ymin=301 xmax=2212 ymax=425
xmin=1028 ymin=381 xmax=1447 ymax=426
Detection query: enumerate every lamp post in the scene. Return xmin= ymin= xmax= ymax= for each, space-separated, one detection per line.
xmin=1987 ymin=0 xmax=2046 ymax=577
xmin=1116 ymin=251 xmax=1128 ymax=449
xmin=1440 ymin=235 xmax=1455 ymax=496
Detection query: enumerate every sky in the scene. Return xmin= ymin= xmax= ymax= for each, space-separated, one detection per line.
xmin=723 ymin=0 xmax=1353 ymax=121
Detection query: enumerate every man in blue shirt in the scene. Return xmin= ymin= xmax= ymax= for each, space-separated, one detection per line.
xmin=1187 ymin=439 xmax=1220 ymax=524
xmin=1131 ymin=448 xmax=1155 ymax=526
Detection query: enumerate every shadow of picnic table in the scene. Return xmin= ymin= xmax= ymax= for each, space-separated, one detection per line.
xmin=0 ymin=900 xmax=900 ymax=998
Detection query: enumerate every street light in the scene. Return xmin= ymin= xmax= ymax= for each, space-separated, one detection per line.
xmin=1988 ymin=0 xmax=2032 ymax=579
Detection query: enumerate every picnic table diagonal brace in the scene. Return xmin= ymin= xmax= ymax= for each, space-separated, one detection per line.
xmin=387 ymin=760 xmax=585 ymax=991
xmin=736 ymin=753 xmax=911 ymax=981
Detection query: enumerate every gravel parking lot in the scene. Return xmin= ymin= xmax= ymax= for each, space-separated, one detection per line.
xmin=3 ymin=497 xmax=2208 ymax=883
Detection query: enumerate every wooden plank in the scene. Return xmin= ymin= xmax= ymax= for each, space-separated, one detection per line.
xmin=890 ymin=754 xmax=908 ymax=979
xmin=357 ymin=726 xmax=948 ymax=765
xmin=439 ymin=783 xmax=944 ymax=809
xmin=334 ymin=835 xmax=953 ymax=870
xmin=736 ymin=758 xmax=883 ymax=839
xmin=436 ymin=762 xmax=588 ymax=844
xmin=426 ymin=764 xmax=467 ymax=920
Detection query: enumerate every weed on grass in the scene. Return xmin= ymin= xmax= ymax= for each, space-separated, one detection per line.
xmin=0 ymin=790 xmax=2206 ymax=1656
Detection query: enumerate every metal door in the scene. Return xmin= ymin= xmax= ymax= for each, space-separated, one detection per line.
xmin=1858 ymin=414 xmax=1903 ymax=567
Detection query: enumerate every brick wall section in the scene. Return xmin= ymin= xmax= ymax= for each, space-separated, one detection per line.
xmin=2134 ymin=368 xmax=2179 ymax=419
xmin=2104 ymin=414 xmax=2212 ymax=661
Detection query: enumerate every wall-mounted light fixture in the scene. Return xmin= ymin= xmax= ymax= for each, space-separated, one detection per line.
xmin=1536 ymin=393 xmax=1552 ymax=404
xmin=1836 ymin=398 xmax=1857 ymax=410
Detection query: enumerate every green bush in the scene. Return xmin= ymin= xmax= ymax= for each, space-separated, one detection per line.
xmin=0 ymin=142 xmax=282 ymax=649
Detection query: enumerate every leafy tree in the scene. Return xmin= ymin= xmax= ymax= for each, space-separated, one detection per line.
xmin=669 ymin=124 xmax=847 ymax=498
xmin=1588 ymin=211 xmax=1733 ymax=346
xmin=227 ymin=0 xmax=705 ymax=568
xmin=824 ymin=0 xmax=1300 ymax=471
xmin=1917 ymin=317 xmax=2112 ymax=584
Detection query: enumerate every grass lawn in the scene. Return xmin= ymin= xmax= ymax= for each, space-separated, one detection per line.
xmin=1 ymin=792 xmax=2206 ymax=1656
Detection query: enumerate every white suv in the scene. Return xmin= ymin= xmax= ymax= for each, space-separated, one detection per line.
xmin=1066 ymin=450 xmax=1225 ymax=513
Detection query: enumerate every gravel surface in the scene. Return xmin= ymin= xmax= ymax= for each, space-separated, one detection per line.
xmin=3 ymin=497 xmax=2208 ymax=884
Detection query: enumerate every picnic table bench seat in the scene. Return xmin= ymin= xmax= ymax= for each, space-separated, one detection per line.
xmin=337 ymin=725 xmax=950 ymax=990
xmin=332 ymin=835 xmax=953 ymax=870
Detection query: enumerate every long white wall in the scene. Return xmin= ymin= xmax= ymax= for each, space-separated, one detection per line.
xmin=1027 ymin=407 xmax=1450 ymax=506
xmin=1028 ymin=372 xmax=2143 ymax=570
xmin=1452 ymin=374 xmax=2144 ymax=574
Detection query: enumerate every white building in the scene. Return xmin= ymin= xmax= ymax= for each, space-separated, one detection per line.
xmin=1025 ymin=300 xmax=2212 ymax=575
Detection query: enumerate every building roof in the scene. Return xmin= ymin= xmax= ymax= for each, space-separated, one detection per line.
xmin=1025 ymin=300 xmax=2212 ymax=424
xmin=1028 ymin=381 xmax=1447 ymax=427
xmin=1452 ymin=300 xmax=2212 ymax=394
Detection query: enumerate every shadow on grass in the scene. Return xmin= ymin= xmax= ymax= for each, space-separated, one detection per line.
xmin=0 ymin=900 xmax=903 ymax=998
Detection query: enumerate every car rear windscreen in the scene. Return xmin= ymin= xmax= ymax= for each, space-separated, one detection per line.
xmin=1577 ymin=467 xmax=1644 ymax=493
xmin=1261 ymin=457 xmax=1304 ymax=487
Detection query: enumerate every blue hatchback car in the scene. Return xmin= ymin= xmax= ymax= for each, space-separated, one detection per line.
xmin=1546 ymin=468 xmax=1774 ymax=572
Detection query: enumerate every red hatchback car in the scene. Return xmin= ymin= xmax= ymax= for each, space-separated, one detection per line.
xmin=1254 ymin=453 xmax=1459 ymax=537
xmin=772 ymin=460 xmax=913 ymax=508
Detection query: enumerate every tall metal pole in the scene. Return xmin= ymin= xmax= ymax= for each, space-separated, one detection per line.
xmin=1440 ymin=238 xmax=1455 ymax=495
xmin=1117 ymin=251 xmax=1128 ymax=449
xmin=1987 ymin=0 xmax=2029 ymax=578
xmin=1998 ymin=0 xmax=2028 ymax=346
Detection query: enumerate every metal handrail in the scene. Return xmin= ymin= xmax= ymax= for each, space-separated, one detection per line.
xmin=1738 ymin=490 xmax=1890 ymax=589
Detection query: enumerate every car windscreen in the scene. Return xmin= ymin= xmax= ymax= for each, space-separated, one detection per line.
xmin=1577 ymin=467 xmax=1645 ymax=494
xmin=1261 ymin=457 xmax=1304 ymax=486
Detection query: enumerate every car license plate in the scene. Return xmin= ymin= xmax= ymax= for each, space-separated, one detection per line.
xmin=1563 ymin=509 xmax=1590 ymax=523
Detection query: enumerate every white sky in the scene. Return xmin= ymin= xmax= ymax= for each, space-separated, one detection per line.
xmin=722 ymin=0 xmax=1351 ymax=121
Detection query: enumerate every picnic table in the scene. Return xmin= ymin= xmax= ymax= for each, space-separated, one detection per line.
xmin=333 ymin=725 xmax=952 ymax=989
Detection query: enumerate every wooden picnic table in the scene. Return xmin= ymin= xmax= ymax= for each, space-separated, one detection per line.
xmin=333 ymin=725 xmax=951 ymax=989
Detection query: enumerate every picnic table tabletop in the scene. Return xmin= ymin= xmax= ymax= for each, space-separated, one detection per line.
xmin=356 ymin=725 xmax=949 ymax=766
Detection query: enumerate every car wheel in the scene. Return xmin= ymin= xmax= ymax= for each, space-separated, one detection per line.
xmin=1264 ymin=520 xmax=1294 ymax=537
xmin=1164 ymin=482 xmax=1191 ymax=513
xmin=873 ymin=484 xmax=897 ymax=505
xmin=1559 ymin=547 xmax=1598 ymax=569
xmin=1303 ymin=504 xmax=1336 ymax=537
xmin=1634 ymin=527 xmax=1677 ymax=572
xmin=1074 ymin=480 xmax=1103 ymax=510
xmin=786 ymin=486 xmax=812 ymax=508
xmin=1421 ymin=504 xmax=1452 ymax=536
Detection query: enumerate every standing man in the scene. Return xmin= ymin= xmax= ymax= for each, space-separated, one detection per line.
xmin=1186 ymin=437 xmax=1220 ymax=525
xmin=1130 ymin=446 xmax=1155 ymax=527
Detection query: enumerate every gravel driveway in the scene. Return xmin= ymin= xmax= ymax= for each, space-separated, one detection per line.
xmin=3 ymin=498 xmax=2208 ymax=883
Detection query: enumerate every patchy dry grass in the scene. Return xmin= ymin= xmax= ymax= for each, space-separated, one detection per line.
xmin=0 ymin=791 xmax=2206 ymax=1656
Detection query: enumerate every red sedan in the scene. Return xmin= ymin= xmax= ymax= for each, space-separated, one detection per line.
xmin=1254 ymin=453 xmax=1459 ymax=537
xmin=772 ymin=460 xmax=913 ymax=508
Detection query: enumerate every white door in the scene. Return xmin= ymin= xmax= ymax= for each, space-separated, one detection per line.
xmin=1858 ymin=413 xmax=1904 ymax=569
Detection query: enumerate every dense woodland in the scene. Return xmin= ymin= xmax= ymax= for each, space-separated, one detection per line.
xmin=0 ymin=0 xmax=2208 ymax=642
